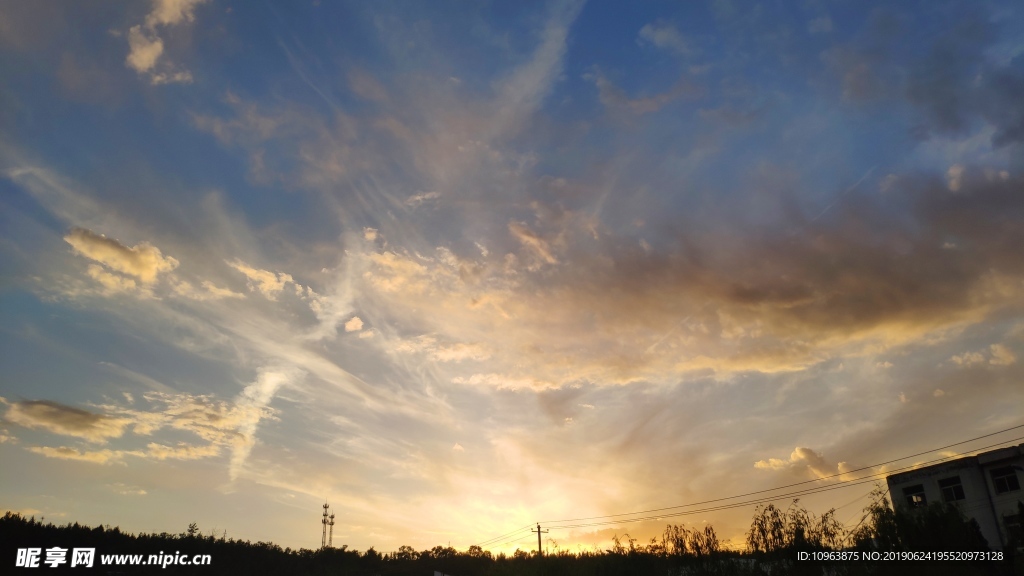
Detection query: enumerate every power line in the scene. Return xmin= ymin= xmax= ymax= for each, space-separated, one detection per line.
xmin=547 ymin=436 xmax=1024 ymax=529
xmin=474 ymin=523 xmax=536 ymax=547
xmin=839 ymin=489 xmax=877 ymax=526
xmin=538 ymin=423 xmax=1024 ymax=525
xmin=491 ymin=533 xmax=537 ymax=550
xmin=487 ymin=530 xmax=536 ymax=549
xmin=541 ymin=435 xmax=1024 ymax=531
xmin=834 ymin=488 xmax=875 ymax=514
xmin=470 ymin=424 xmax=1023 ymax=549
xmin=548 ymin=477 xmax=879 ymax=530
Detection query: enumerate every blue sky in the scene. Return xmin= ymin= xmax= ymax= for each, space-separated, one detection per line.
xmin=1 ymin=0 xmax=1023 ymax=552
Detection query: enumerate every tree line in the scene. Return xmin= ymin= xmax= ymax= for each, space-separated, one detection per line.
xmin=2 ymin=485 xmax=1020 ymax=575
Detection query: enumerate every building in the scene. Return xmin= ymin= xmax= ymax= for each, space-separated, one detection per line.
xmin=886 ymin=443 xmax=1024 ymax=550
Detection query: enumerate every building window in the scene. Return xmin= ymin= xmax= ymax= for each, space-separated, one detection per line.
xmin=938 ymin=476 xmax=966 ymax=502
xmin=991 ymin=467 xmax=1021 ymax=494
xmin=903 ymin=484 xmax=927 ymax=508
xmin=1005 ymin=513 xmax=1023 ymax=548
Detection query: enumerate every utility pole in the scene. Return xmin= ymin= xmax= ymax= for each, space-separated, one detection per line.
xmin=531 ymin=523 xmax=548 ymax=556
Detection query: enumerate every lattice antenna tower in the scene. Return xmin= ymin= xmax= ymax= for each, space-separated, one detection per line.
xmin=321 ymin=502 xmax=330 ymax=549
xmin=328 ymin=513 xmax=336 ymax=548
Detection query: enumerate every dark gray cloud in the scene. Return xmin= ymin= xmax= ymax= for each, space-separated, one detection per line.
xmin=817 ymin=5 xmax=1024 ymax=153
xmin=906 ymin=12 xmax=995 ymax=137
xmin=628 ymin=170 xmax=1018 ymax=332
xmin=982 ymin=54 xmax=1024 ymax=147
xmin=5 ymin=400 xmax=131 ymax=442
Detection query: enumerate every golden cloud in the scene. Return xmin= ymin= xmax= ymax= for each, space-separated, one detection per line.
xmin=27 ymin=446 xmax=137 ymax=465
xmin=228 ymin=260 xmax=295 ymax=299
xmin=65 ymin=227 xmax=178 ymax=284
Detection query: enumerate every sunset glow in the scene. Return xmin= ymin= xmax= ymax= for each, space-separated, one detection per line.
xmin=1 ymin=0 xmax=1023 ymax=556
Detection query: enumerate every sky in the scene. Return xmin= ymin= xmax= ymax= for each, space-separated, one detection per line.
xmin=1 ymin=0 xmax=1024 ymax=554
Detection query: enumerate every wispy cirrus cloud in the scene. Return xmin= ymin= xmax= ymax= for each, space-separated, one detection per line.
xmin=637 ymin=20 xmax=693 ymax=56
xmin=109 ymin=483 xmax=147 ymax=496
xmin=586 ymin=67 xmax=704 ymax=116
xmin=8 ymin=368 xmax=303 ymax=478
